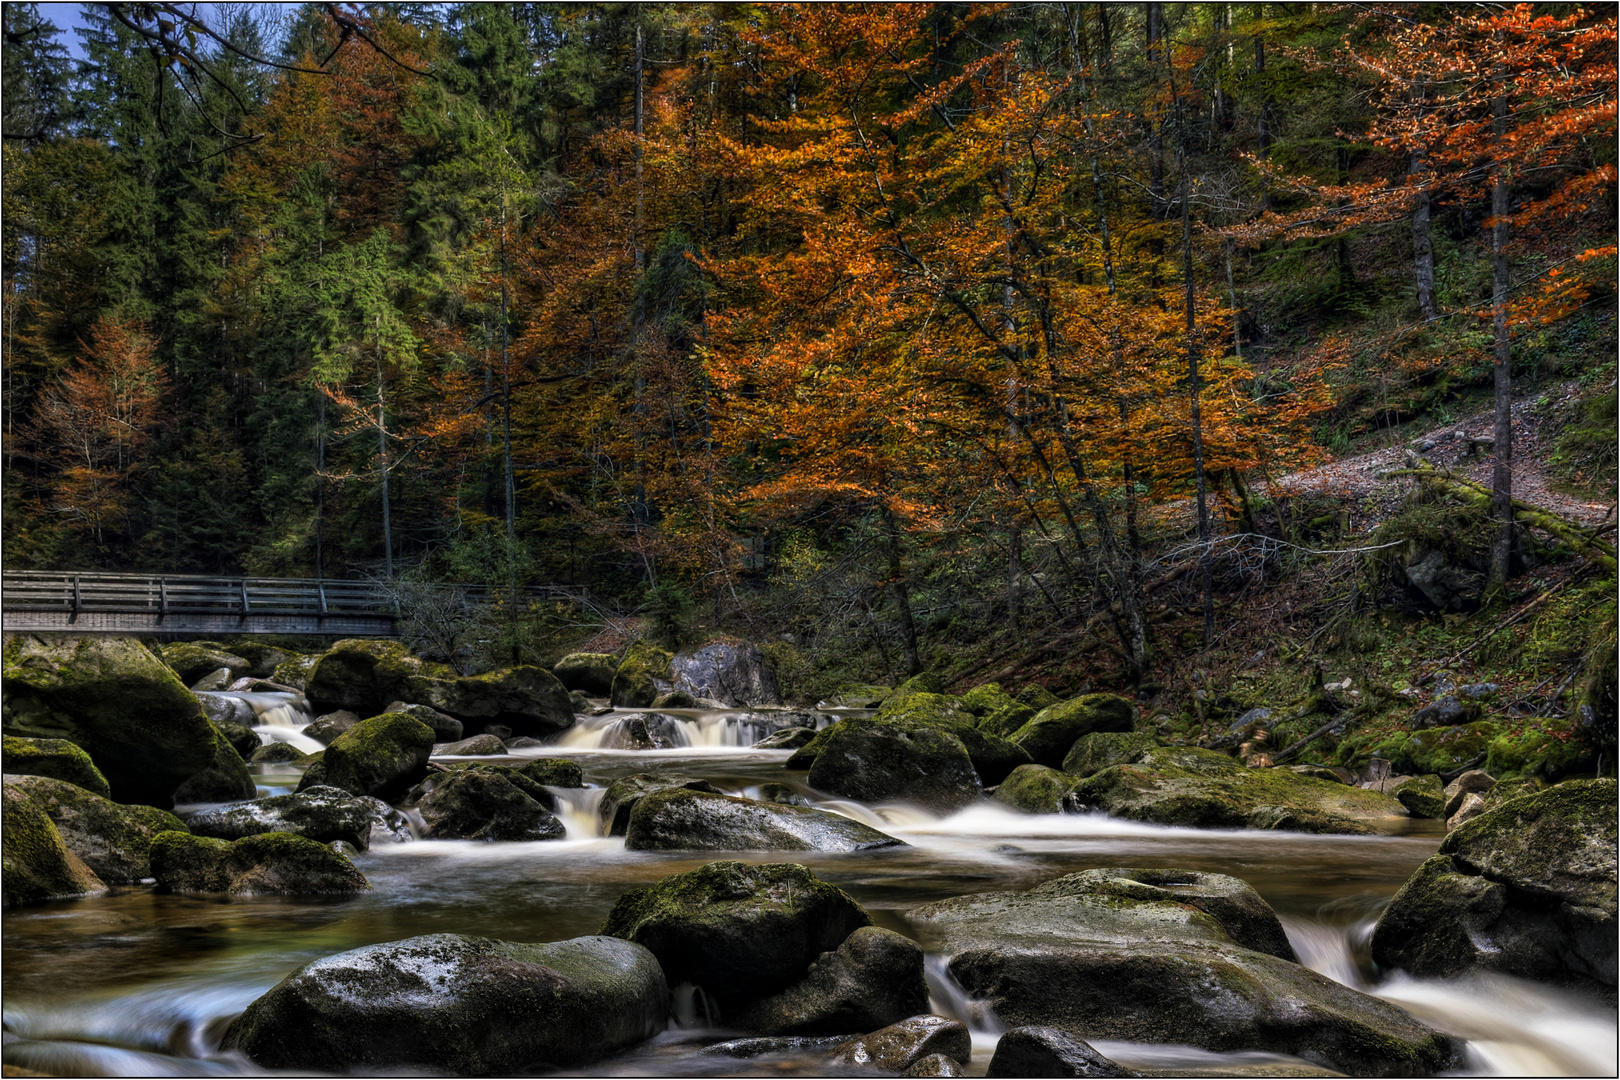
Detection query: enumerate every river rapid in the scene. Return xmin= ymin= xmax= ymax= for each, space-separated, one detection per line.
xmin=3 ymin=702 xmax=1615 ymax=1077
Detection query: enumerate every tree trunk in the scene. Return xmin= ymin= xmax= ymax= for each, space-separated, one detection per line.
xmin=376 ymin=354 xmax=392 ymax=580
xmin=315 ymin=391 xmax=326 ymax=579
xmin=1410 ymin=83 xmax=1435 ymax=318
xmin=883 ymin=504 xmax=922 ymax=677
xmin=1180 ymin=89 xmax=1215 ymax=644
xmin=633 ymin=21 xmax=645 ymax=274
xmin=1489 ymin=89 xmax=1514 ymax=587
xmin=1008 ymin=524 xmax=1023 ymax=645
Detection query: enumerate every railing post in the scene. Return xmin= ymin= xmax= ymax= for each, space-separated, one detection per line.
xmin=69 ymin=575 xmax=81 ymax=624
xmin=158 ymin=577 xmax=168 ymax=623
xmin=240 ymin=579 xmax=250 ymax=623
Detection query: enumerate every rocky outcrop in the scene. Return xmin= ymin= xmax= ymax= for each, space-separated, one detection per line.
xmin=1371 ymin=778 xmax=1617 ymax=993
xmin=149 ymin=830 xmax=369 ymax=895
xmin=908 ymin=868 xmax=1459 ymax=1076
xmin=2 ymin=635 xmax=217 ymax=807
xmin=1 ymin=783 xmax=107 ymax=905
xmin=187 ymin=786 xmax=393 ymax=850
xmin=728 ymin=926 xmax=929 ymax=1035
xmin=295 ymin=713 xmax=434 ymax=801
xmin=670 ymin=641 xmax=781 ymax=706
xmin=415 ymin=768 xmax=567 ymax=841
xmin=598 ymin=772 xmax=720 ymax=836
xmin=221 ymin=934 xmax=667 ymax=1074
xmin=1008 ymin=694 xmax=1135 ymax=769
xmin=610 ymin=642 xmax=673 ymax=708
xmin=1 ymin=735 xmax=111 ymax=797
xmin=554 ymin=652 xmax=619 ymax=696
xmin=805 ymin=721 xmax=981 ymax=814
xmin=171 ymin=722 xmax=257 ymax=804
xmin=4 ymin=774 xmax=183 ymax=882
xmin=622 ymin=788 xmax=904 ymax=852
xmin=600 ymin=860 xmax=872 ymax=1010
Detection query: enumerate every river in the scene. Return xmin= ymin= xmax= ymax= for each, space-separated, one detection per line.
xmin=2 ymin=703 xmax=1614 ymax=1077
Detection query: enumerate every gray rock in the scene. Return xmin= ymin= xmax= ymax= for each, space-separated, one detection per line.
xmin=754 ymin=727 xmax=817 ymax=750
xmin=987 ymin=1027 xmax=1129 ymax=1077
xmin=1403 ymin=548 xmax=1486 ymax=612
xmin=1446 ymin=791 xmax=1488 ymax=829
xmin=652 ymin=689 xmax=699 ymax=709
xmin=383 ymin=701 xmax=464 ymax=743
xmin=758 ymin=782 xmax=811 ymax=806
xmin=197 ymin=692 xmax=259 ymax=729
xmin=190 ymin=667 xmax=233 ymax=692
xmin=1413 ymin=695 xmax=1480 ymax=729
xmin=805 ymin=721 xmax=981 ymax=814
xmin=1443 ymin=769 xmax=1497 ymax=818
xmin=416 ymin=768 xmax=566 ymax=842
xmin=704 ymin=1035 xmax=853 ymax=1058
xmin=624 ymin=788 xmax=904 ymax=853
xmin=3 ymin=774 xmax=184 ymax=883
xmin=1228 ymin=707 xmax=1273 ymax=733
xmin=601 ymin=712 xmax=685 ymax=750
xmin=214 ymin=718 xmax=262 ymax=760
xmin=729 ymin=925 xmax=929 ymax=1035
xmin=826 ymin=1015 xmax=971 ymax=1073
xmin=598 ymin=772 xmax=720 ymax=836
xmin=434 ymin=734 xmax=508 ymax=756
xmin=670 ymin=641 xmax=781 ymax=706
xmin=222 ymin=934 xmax=666 ymax=1073
xmin=904 ymin=1052 xmax=968 ymax=1077
xmin=355 ymin=795 xmax=415 ymax=843
xmin=294 ymin=713 xmax=435 ymax=802
xmin=908 ymin=870 xmax=1459 ymax=1075
xmin=1373 ymin=779 xmax=1617 ymax=992
xmin=1 ymin=784 xmax=105 ymax=905
xmin=187 ymin=786 xmax=381 ymax=850
xmin=1008 ymin=694 xmax=1135 ymax=769
xmin=249 ymin=742 xmax=310 ymax=765
xmin=159 ymin=642 xmax=252 ymax=686
xmin=1457 ymin=683 xmax=1500 ymax=701
xmin=304 ymin=710 xmax=360 ymax=745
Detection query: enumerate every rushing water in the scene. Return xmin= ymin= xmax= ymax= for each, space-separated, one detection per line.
xmin=3 ymin=704 xmax=1614 ymax=1077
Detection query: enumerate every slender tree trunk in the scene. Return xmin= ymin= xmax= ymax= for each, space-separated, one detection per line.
xmin=1489 ymin=89 xmax=1514 ymax=587
xmin=315 ymin=391 xmax=326 ymax=579
xmin=376 ymin=353 xmax=392 ymax=580
xmin=1008 ymin=524 xmax=1023 ymax=645
xmin=633 ymin=21 xmax=645 ymax=273
xmin=1410 ymin=84 xmax=1436 ymax=318
xmin=882 ymin=505 xmax=922 ymax=676
xmin=1180 ymin=92 xmax=1215 ymax=644
xmin=1253 ymin=17 xmax=1273 ymax=210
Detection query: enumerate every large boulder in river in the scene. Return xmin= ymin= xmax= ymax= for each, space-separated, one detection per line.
xmin=623 ymin=787 xmax=905 ymax=853
xmin=729 ymin=925 xmax=930 ymax=1036
xmin=610 ymin=642 xmax=673 ymax=708
xmin=188 ymin=785 xmax=391 ymax=850
xmin=598 ymin=772 xmax=721 ymax=836
xmin=171 ymin=722 xmax=257 ymax=804
xmin=1061 ymin=730 xmax=1163 ymax=779
xmin=986 ymin=1027 xmax=1128 ymax=1078
xmin=1 ymin=635 xmax=217 ymax=807
xmin=222 ymin=933 xmax=667 ymax=1074
xmin=993 ymin=765 xmax=1081 ymax=815
xmin=826 ymin=1014 xmax=972 ymax=1074
xmin=415 ymin=768 xmax=566 ymax=841
xmin=1008 ymin=694 xmax=1135 ymax=769
xmin=874 ymin=696 xmax=1032 ymax=784
xmin=600 ymin=860 xmax=872 ymax=1010
xmin=150 ymin=830 xmax=369 ymax=895
xmin=409 ymin=667 xmax=574 ymax=738
xmin=670 ymin=641 xmax=781 ymax=706
xmin=1 ymin=735 xmax=111 ymax=797
xmin=908 ymin=868 xmax=1460 ymax=1076
xmin=159 ymin=641 xmax=252 ymax=687
xmin=1070 ymin=746 xmax=1407 ymax=834
xmin=382 ymin=701 xmax=463 ymax=742
xmin=4 ymin=773 xmax=183 ymax=882
xmin=1 ymin=783 xmax=106 ymax=905
xmin=553 ymin=652 xmax=618 ymax=695
xmin=295 ymin=713 xmax=434 ymax=801
xmin=1370 ymin=778 xmax=1617 ymax=993
xmin=303 ymin=639 xmax=421 ymax=714
xmin=805 ymin=721 xmax=981 ymax=813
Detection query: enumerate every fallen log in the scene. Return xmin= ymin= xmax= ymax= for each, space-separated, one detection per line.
xmin=1390 ymin=467 xmax=1618 ymax=572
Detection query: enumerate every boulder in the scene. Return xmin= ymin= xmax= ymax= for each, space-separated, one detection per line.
xmin=993 ymin=764 xmax=1082 ymax=814
xmin=1402 ymin=547 xmax=1485 ymax=612
xmin=415 ymin=768 xmax=566 ymax=842
xmin=304 ymin=639 xmax=422 ymax=715
xmin=598 ymin=772 xmax=720 ymax=836
xmin=187 ymin=786 xmax=383 ymax=849
xmin=190 ymin=667 xmax=233 ymax=692
xmin=171 ymin=723 xmax=257 ymax=804
xmin=670 ymin=641 xmax=781 ymax=706
xmin=249 ymin=742 xmax=312 ymax=765
xmin=1 ymin=635 xmax=217 ymax=807
xmin=622 ymin=788 xmax=905 ymax=853
xmin=1 ymin=735 xmax=111 ymax=797
xmin=960 ymin=682 xmax=1016 ymax=718
xmin=4 ymin=774 xmax=183 ymax=882
xmin=518 ymin=758 xmax=584 ymax=788
xmin=729 ymin=925 xmax=929 ymax=1035
xmin=1061 ymin=731 xmax=1162 ymax=779
xmin=197 ymin=691 xmax=257 ymax=729
xmin=382 ymin=701 xmax=463 ymax=742
xmin=1371 ymin=778 xmax=1617 ymax=992
xmin=601 ymin=711 xmax=686 ymax=750
xmin=150 ymin=830 xmax=369 ymax=895
xmin=228 ymin=642 xmax=293 ymax=680
xmin=554 ymin=652 xmax=619 ymax=696
xmin=410 ymin=667 xmax=574 ymax=738
xmin=271 ymin=653 xmax=318 ymax=690
xmin=434 ymin=734 xmax=508 ymax=756
xmin=159 ymin=642 xmax=251 ymax=687
xmin=805 ymin=721 xmax=981 ymax=814
xmin=610 ymin=642 xmax=674 ymax=708
xmin=1016 ymin=684 xmax=1061 ymax=711
xmin=599 ymin=860 xmax=872 ymax=1008
xmin=704 ymin=1035 xmax=855 ymax=1059
xmin=222 ymin=934 xmax=667 ymax=1074
xmin=888 ymin=672 xmax=946 ymax=703
xmin=904 ymin=1053 xmax=968 ymax=1077
xmin=874 ymin=695 xmax=1032 ymax=784
xmin=1392 ymin=774 xmax=1446 ymax=819
xmin=652 ymin=689 xmax=699 ymax=709
xmin=1070 ymin=746 xmax=1407 ymax=834
xmin=1412 ymin=694 xmax=1481 ymax=729
xmin=213 ymin=718 xmax=262 ymax=760
xmin=568 ymin=690 xmax=592 ymax=713
xmin=304 ymin=709 xmax=360 ymax=745
xmin=978 ymin=702 xmax=1037 ymax=740
xmin=908 ymin=870 xmax=1459 ymax=1076
xmin=1443 ymin=768 xmax=1496 ymax=817
xmin=1446 ymin=791 xmax=1488 ymax=829
xmin=822 ymin=683 xmax=892 ymax=708
xmin=1009 ymin=694 xmax=1135 ymax=769
xmin=295 ymin=713 xmax=434 ymax=801
xmin=754 ymin=727 xmax=817 ymax=750
xmin=826 ymin=1015 xmax=971 ymax=1073
xmin=1 ymin=783 xmax=106 ymax=905
xmin=986 ymin=1027 xmax=1128 ymax=1078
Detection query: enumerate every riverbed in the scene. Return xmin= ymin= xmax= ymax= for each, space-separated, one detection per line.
xmin=3 ymin=706 xmax=1614 ymax=1077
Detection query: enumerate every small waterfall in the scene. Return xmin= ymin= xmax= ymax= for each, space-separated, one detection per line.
xmin=198 ymin=690 xmax=323 ymax=755
xmin=548 ymin=785 xmax=608 ymax=839
xmin=550 ymin=710 xmax=823 ymax=751
xmin=924 ymin=954 xmax=1004 ymax=1036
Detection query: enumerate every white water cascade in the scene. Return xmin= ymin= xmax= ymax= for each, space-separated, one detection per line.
xmin=196 ymin=690 xmax=324 ymax=755
xmin=549 ymin=709 xmax=826 ymax=752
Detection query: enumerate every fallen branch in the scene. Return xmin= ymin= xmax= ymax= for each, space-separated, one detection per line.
xmin=1272 ymin=712 xmax=1364 ymax=765
xmin=1391 ymin=467 xmax=1619 ymax=572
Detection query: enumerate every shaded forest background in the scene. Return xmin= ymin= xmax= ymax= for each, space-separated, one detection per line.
xmin=3 ymin=2 xmax=1614 ymax=689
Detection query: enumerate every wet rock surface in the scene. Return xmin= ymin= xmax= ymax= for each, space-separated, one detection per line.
xmin=382 ymin=701 xmax=463 ymax=742
xmin=754 ymin=726 xmax=817 ymax=749
xmin=554 ymin=652 xmax=619 ymax=696
xmin=1008 ymin=694 xmax=1136 ymax=768
xmin=304 ymin=710 xmax=360 ymax=745
xmin=295 ymin=713 xmax=434 ymax=801
xmin=187 ymin=786 xmax=388 ymax=850
xmin=150 ymin=830 xmax=369 ymax=895
xmin=623 ymin=787 xmax=904 ymax=853
xmin=171 ymin=723 xmax=256 ymax=804
xmin=986 ymin=1026 xmax=1130 ymax=1077
xmin=825 ymin=1014 xmax=971 ymax=1073
xmin=222 ymin=934 xmax=667 ymax=1074
xmin=1 ymin=783 xmax=107 ymax=905
xmin=728 ymin=925 xmax=929 ymax=1035
xmin=4 ymin=774 xmax=184 ymax=882
xmin=1 ymin=735 xmax=111 ymax=798
xmin=598 ymin=772 xmax=720 ymax=836
xmin=993 ymin=764 xmax=1083 ymax=814
xmin=433 ymin=733 xmax=508 ymax=756
xmin=805 ymin=721 xmax=981 ymax=813
xmin=670 ymin=641 xmax=781 ymax=706
xmin=415 ymin=768 xmax=567 ymax=841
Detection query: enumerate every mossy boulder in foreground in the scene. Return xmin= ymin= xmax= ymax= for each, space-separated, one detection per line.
xmin=907 ymin=867 xmax=1460 ymax=1076
xmin=2 ymin=635 xmax=216 ymax=807
xmin=4 ymin=773 xmax=183 ymax=882
xmin=1 ymin=783 xmax=106 ymax=906
xmin=222 ymin=933 xmax=667 ymax=1074
xmin=1 ymin=735 xmax=111 ymax=798
xmin=150 ymin=830 xmax=369 ymax=895
xmin=1371 ymin=778 xmax=1617 ymax=994
xmin=295 ymin=712 xmax=434 ymax=801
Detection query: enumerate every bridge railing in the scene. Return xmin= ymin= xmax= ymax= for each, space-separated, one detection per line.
xmin=2 ymin=571 xmax=392 ymax=622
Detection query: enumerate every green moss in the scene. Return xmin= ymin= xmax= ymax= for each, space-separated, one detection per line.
xmin=2 ymin=784 xmax=105 ymax=905
xmin=516 ymin=758 xmax=585 ymax=788
xmin=1391 ymin=775 xmax=1446 ymax=818
xmin=875 ymin=691 xmax=973 ymax=725
xmin=885 ymin=672 xmax=945 ymax=706
xmin=5 ymin=774 xmax=184 ymax=882
xmin=2 ymin=735 xmax=111 ymax=797
xmin=150 ymin=830 xmax=231 ymax=892
xmin=1484 ymin=718 xmax=1586 ymax=781
xmin=151 ymin=829 xmax=369 ymax=894
xmin=960 ymin=683 xmax=1015 ymax=718
xmin=1062 ymin=731 xmax=1162 ymax=778
xmin=1357 ymin=721 xmax=1501 ymax=777
xmin=611 ymin=643 xmax=674 ymax=708
xmin=1016 ymin=684 xmax=1061 ymax=711
xmin=1009 ymin=694 xmax=1136 ymax=768
xmin=296 ymin=712 xmax=434 ymax=800
xmin=993 ymin=764 xmax=1079 ymax=814
xmin=553 ymin=652 xmax=619 ymax=695
xmin=978 ymin=701 xmax=1036 ymax=739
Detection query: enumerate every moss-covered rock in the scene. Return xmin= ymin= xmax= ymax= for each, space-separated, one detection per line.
xmin=516 ymin=757 xmax=584 ymax=788
xmin=1061 ymin=731 xmax=1163 ymax=779
xmin=416 ymin=768 xmax=567 ymax=842
xmin=806 ymin=721 xmax=981 ymax=814
xmin=1392 ymin=775 xmax=1446 ymax=819
xmin=222 ymin=934 xmax=667 ymax=1073
xmin=410 ymin=667 xmax=574 ymax=738
xmin=727 ymin=925 xmax=929 ymax=1036
xmin=610 ymin=642 xmax=674 ymax=708
xmin=381 ymin=701 xmax=463 ymax=742
xmin=172 ymin=722 xmax=257 ymax=804
xmin=1484 ymin=718 xmax=1587 ymax=781
xmin=295 ymin=713 xmax=434 ymax=801
xmin=754 ymin=727 xmax=817 ymax=750
xmin=214 ymin=718 xmax=261 ymax=760
xmin=823 ymin=683 xmax=892 ymax=708
xmin=600 ymin=860 xmax=872 ymax=1008
xmin=304 ymin=639 xmax=422 ymax=715
xmin=993 ymin=765 xmax=1081 ymax=814
xmin=977 ymin=701 xmax=1037 ymax=739
xmin=597 ymin=772 xmax=720 ymax=836
xmin=1009 ymin=694 xmax=1136 ymax=768
xmin=959 ymin=683 xmax=1015 ymax=718
xmin=247 ymin=743 xmax=309 ymax=765
xmin=4 ymin=773 xmax=183 ymax=882
xmin=875 ymin=691 xmax=972 ymax=725
xmin=225 ymin=642 xmax=293 ymax=680
xmin=159 ymin=642 xmax=252 ymax=687
xmin=1371 ymin=779 xmax=1617 ymax=993
xmin=2 ymin=735 xmax=111 ymax=797
xmin=623 ymin=787 xmax=905 ymax=853
xmin=887 ymin=672 xmax=945 ymax=705
xmin=3 ymin=635 xmax=218 ymax=808
xmin=554 ymin=652 xmax=619 ymax=696
xmin=187 ymin=785 xmax=386 ymax=849
xmin=434 ymin=733 xmax=507 ymax=756
xmin=304 ymin=710 xmax=359 ymax=745
xmin=1 ymin=783 xmax=107 ymax=905
xmin=270 ymin=653 xmax=317 ymax=690
xmin=150 ymin=829 xmax=369 ymax=895
xmin=1071 ymin=747 xmax=1407 ymax=834
xmin=1015 ymin=684 xmax=1060 ymax=711
xmin=1359 ymin=721 xmax=1499 ymax=778
xmin=652 ymin=689 xmax=699 ymax=708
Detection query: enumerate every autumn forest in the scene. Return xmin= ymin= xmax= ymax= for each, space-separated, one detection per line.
xmin=2 ymin=2 xmax=1615 ymax=688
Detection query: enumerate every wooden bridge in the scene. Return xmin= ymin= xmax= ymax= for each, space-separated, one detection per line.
xmin=1 ymin=571 xmax=404 ymax=637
